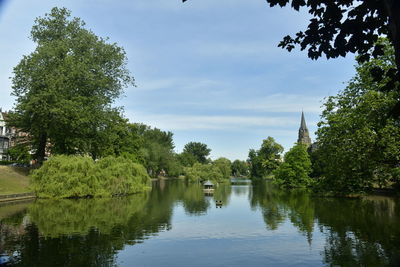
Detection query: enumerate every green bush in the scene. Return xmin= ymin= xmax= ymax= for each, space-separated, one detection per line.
xmin=31 ymin=155 xmax=150 ymax=198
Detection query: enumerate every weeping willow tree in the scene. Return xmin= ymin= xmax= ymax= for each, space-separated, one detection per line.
xmin=31 ymin=155 xmax=150 ymax=198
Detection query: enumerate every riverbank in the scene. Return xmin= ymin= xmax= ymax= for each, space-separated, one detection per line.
xmin=0 ymin=166 xmax=31 ymax=195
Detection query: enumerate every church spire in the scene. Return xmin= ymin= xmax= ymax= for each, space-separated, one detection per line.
xmin=297 ymin=111 xmax=311 ymax=146
xmin=300 ymin=111 xmax=307 ymax=131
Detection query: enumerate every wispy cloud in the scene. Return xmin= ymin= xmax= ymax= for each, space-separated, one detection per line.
xmin=232 ymin=94 xmax=324 ymax=113
xmin=194 ymin=41 xmax=302 ymax=61
xmin=126 ymin=112 xmax=300 ymax=131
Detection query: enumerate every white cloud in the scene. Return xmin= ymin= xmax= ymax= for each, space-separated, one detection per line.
xmin=232 ymin=94 xmax=324 ymax=113
xmin=126 ymin=112 xmax=300 ymax=131
xmin=134 ymin=77 xmax=226 ymax=92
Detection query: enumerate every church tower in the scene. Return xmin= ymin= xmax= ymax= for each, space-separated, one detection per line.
xmin=297 ymin=111 xmax=311 ymax=146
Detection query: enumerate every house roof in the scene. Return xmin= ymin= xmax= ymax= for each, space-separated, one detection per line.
xmin=204 ymin=180 xmax=214 ymax=186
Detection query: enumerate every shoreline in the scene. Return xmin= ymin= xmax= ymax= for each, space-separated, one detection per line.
xmin=0 ymin=192 xmax=36 ymax=203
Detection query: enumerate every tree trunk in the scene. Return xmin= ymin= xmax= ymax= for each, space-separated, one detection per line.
xmin=36 ymin=132 xmax=47 ymax=164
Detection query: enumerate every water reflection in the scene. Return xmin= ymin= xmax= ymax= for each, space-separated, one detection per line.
xmin=251 ymin=181 xmax=400 ymax=267
xmin=0 ymin=180 xmax=399 ymax=267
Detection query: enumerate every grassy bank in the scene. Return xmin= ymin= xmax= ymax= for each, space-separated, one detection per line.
xmin=0 ymin=166 xmax=31 ymax=195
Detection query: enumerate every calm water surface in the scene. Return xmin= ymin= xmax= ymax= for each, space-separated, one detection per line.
xmin=0 ymin=180 xmax=399 ymax=267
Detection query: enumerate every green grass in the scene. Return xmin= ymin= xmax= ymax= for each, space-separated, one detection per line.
xmin=0 ymin=166 xmax=31 ymax=195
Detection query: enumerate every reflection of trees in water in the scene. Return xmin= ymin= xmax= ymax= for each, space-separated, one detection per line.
xmin=181 ymin=183 xmax=210 ymax=215
xmin=0 ymin=204 xmax=30 ymax=263
xmin=213 ymin=185 xmax=232 ymax=207
xmin=315 ymin=197 xmax=400 ymax=267
xmin=231 ymin=185 xmax=249 ymax=197
xmin=251 ymin=181 xmax=400 ymax=267
xmin=0 ymin=182 xmax=173 ymax=266
xmin=1 ymin=192 xmax=174 ymax=266
xmin=250 ymin=181 xmax=314 ymax=235
xmin=28 ymin=195 xmax=148 ymax=237
xmin=0 ymin=180 xmax=233 ymax=266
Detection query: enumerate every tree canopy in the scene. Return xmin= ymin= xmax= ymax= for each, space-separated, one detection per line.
xmin=8 ymin=7 xmax=133 ymax=162
xmin=247 ymin=136 xmax=283 ymax=178
xmin=182 ymin=142 xmax=211 ymax=164
xmin=315 ymin=38 xmax=400 ymax=194
xmin=274 ymin=143 xmax=312 ymax=188
xmin=213 ymin=157 xmax=232 ymax=180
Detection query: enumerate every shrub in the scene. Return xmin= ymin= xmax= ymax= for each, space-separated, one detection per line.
xmin=31 ymin=155 xmax=150 ymax=198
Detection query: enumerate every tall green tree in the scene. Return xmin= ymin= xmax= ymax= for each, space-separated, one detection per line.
xmin=274 ymin=144 xmax=312 ymax=188
xmin=316 ymin=38 xmax=400 ymax=194
xmin=182 ymin=142 xmax=211 ymax=164
xmin=248 ymin=137 xmax=283 ymax=178
xmin=8 ymin=7 xmax=133 ymax=162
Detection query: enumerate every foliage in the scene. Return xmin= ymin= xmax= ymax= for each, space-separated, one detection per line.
xmin=213 ymin=157 xmax=232 ymax=180
xmin=88 ymin=113 xmax=142 ymax=160
xmin=177 ymin=151 xmax=198 ymax=167
xmin=247 ymin=136 xmax=283 ymax=178
xmin=8 ymin=7 xmax=133 ymax=162
xmin=264 ymin=1 xmax=398 ymax=66
xmin=31 ymin=155 xmax=150 ymax=198
xmin=130 ymin=123 xmax=178 ymax=177
xmin=182 ymin=142 xmax=211 ymax=164
xmin=315 ymin=39 xmax=400 ymax=194
xmin=274 ymin=144 xmax=313 ymax=188
xmin=160 ymin=153 xmax=183 ymax=178
xmin=184 ymin=163 xmax=227 ymax=183
xmin=231 ymin=159 xmax=249 ymax=177
xmin=6 ymin=143 xmax=31 ymax=163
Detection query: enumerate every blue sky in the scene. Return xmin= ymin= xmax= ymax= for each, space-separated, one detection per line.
xmin=0 ymin=0 xmax=356 ymax=160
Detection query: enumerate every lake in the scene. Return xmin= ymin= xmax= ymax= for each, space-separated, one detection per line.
xmin=0 ymin=179 xmax=399 ymax=267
